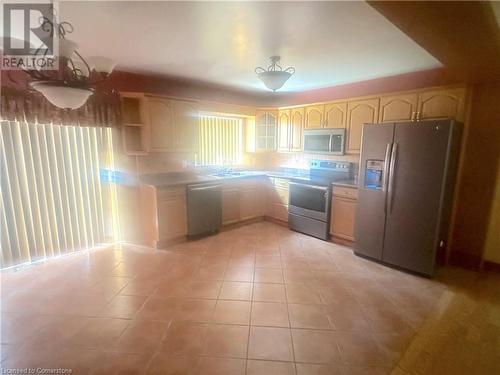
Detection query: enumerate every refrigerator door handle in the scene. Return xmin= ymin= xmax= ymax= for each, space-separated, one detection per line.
xmin=387 ymin=142 xmax=398 ymax=213
xmin=382 ymin=143 xmax=392 ymax=192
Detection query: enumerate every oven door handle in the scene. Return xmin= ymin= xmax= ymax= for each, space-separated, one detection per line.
xmin=289 ymin=182 xmax=329 ymax=191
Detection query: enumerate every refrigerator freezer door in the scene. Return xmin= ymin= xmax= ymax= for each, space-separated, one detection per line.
xmin=381 ymin=120 xmax=453 ymax=275
xmin=354 ymin=123 xmax=394 ymax=260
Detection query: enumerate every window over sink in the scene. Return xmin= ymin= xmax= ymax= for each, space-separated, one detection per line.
xmin=197 ymin=115 xmax=243 ymax=166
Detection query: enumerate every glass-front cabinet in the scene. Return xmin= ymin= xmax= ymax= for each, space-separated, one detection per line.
xmin=246 ymin=109 xmax=278 ymax=152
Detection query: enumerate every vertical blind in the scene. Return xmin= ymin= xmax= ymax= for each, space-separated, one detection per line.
xmin=0 ymin=121 xmax=113 ymax=268
xmin=197 ymin=115 xmax=243 ymax=166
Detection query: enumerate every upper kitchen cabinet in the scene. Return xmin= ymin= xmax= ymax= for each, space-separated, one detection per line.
xmin=121 ymin=92 xmax=150 ymax=155
xmin=290 ymin=108 xmax=304 ymax=151
xmin=277 ymin=108 xmax=303 ymax=152
xmin=148 ymin=96 xmax=199 ymax=153
xmin=305 ymin=105 xmax=324 ymax=129
xmin=379 ymin=93 xmax=418 ymax=123
xmin=173 ymin=100 xmax=199 ymax=153
xmin=416 ymin=87 xmax=467 ymax=122
xmin=324 ymin=101 xmax=347 ymax=128
xmin=250 ymin=110 xmax=277 ymax=152
xmin=346 ymin=98 xmax=379 ymax=153
xmin=148 ymin=97 xmax=176 ymax=152
xmin=277 ymin=110 xmax=291 ymax=152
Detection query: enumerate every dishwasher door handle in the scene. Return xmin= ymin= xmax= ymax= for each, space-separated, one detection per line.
xmin=188 ymin=184 xmax=222 ymax=191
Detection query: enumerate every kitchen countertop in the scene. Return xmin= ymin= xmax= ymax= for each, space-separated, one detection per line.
xmin=140 ymin=171 xmax=358 ymax=188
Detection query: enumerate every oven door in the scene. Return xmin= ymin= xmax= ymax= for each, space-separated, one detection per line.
xmin=289 ymin=182 xmax=330 ymax=222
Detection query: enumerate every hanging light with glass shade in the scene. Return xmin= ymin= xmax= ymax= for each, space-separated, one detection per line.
xmin=21 ymin=16 xmax=117 ymax=109
xmin=255 ymin=56 xmax=295 ymax=92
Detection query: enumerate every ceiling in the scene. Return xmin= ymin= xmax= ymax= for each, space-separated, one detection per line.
xmin=11 ymin=1 xmax=442 ymax=93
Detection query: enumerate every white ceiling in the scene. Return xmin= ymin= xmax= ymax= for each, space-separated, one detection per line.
xmin=56 ymin=2 xmax=441 ymax=92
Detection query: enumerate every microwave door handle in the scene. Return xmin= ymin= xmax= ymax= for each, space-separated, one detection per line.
xmin=328 ymin=135 xmax=333 ymax=152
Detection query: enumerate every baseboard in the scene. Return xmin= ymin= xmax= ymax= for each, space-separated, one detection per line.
xmin=263 ymin=216 xmax=288 ymax=227
xmin=329 ymin=235 xmax=354 ymax=247
xmin=448 ymin=250 xmax=482 ymax=270
xmin=483 ymin=260 xmax=500 ymax=273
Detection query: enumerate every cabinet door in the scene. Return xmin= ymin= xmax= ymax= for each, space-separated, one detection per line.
xmin=324 ymin=102 xmax=347 ymax=128
xmin=148 ymin=98 xmax=176 ymax=152
xmin=290 ymin=108 xmax=304 ymax=151
xmin=379 ymin=94 xmax=418 ymax=123
xmin=329 ymin=196 xmax=356 ymax=241
xmin=305 ymin=105 xmax=324 ymax=129
xmin=417 ymin=88 xmax=466 ymax=122
xmin=240 ymin=187 xmax=261 ymax=220
xmin=174 ymin=101 xmax=199 ymax=152
xmin=157 ymin=197 xmax=187 ymax=239
xmin=255 ymin=111 xmax=278 ymax=151
xmin=346 ymin=98 xmax=379 ymax=153
xmin=222 ymin=188 xmax=240 ymax=224
xmin=273 ymin=204 xmax=289 ymax=222
xmin=277 ymin=110 xmax=290 ymax=152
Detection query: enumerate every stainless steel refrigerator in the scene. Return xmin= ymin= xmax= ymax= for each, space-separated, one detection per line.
xmin=354 ymin=119 xmax=462 ymax=276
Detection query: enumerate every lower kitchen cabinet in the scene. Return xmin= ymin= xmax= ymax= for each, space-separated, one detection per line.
xmin=330 ymin=186 xmax=358 ymax=242
xmin=157 ymin=195 xmax=187 ymax=240
xmin=267 ymin=178 xmax=289 ymax=223
xmin=222 ymin=186 xmax=241 ymax=225
xmin=139 ymin=185 xmax=187 ymax=248
xmin=222 ymin=178 xmax=265 ymax=225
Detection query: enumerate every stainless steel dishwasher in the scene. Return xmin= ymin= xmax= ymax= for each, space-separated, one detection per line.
xmin=186 ymin=183 xmax=222 ymax=236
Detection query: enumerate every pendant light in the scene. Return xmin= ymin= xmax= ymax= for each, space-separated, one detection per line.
xmin=23 ymin=17 xmax=116 ymax=109
xmin=255 ymin=56 xmax=295 ymax=91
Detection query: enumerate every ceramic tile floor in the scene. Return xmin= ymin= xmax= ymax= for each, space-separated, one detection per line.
xmin=1 ymin=221 xmax=499 ymax=374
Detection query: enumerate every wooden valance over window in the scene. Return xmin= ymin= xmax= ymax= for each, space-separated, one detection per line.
xmin=0 ymin=86 xmax=122 ymax=127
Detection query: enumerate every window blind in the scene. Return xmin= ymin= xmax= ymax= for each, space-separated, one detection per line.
xmin=0 ymin=121 xmax=113 ymax=268
xmin=197 ymin=115 xmax=243 ymax=166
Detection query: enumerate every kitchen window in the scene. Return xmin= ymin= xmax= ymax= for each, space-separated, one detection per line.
xmin=197 ymin=115 xmax=243 ymax=166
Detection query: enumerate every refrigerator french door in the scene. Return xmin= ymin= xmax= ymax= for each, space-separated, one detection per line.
xmin=354 ymin=120 xmax=462 ymax=276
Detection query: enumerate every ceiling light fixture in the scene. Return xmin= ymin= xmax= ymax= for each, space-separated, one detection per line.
xmin=23 ymin=16 xmax=116 ymax=110
xmin=255 ymin=56 xmax=295 ymax=92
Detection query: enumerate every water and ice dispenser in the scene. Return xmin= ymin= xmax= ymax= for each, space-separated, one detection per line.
xmin=364 ymin=160 xmax=384 ymax=190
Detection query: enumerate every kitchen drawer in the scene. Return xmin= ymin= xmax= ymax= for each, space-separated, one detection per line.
xmin=332 ymin=186 xmax=358 ymax=200
xmin=156 ymin=186 xmax=186 ymax=200
xmin=272 ymin=178 xmax=290 ymax=189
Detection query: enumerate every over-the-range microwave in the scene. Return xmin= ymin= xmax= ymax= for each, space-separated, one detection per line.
xmin=303 ymin=128 xmax=345 ymax=155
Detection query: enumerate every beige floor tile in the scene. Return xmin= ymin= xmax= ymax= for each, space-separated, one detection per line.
xmin=224 ymin=266 xmax=254 ymax=282
xmin=288 ymin=303 xmax=332 ymax=329
xmin=292 ymin=329 xmax=341 ymax=364
xmin=251 ymin=302 xmax=290 ymax=327
xmin=203 ymin=324 xmax=249 ymax=358
xmin=193 ymin=357 xmax=246 ymax=375
xmin=248 ymin=326 xmax=294 ymax=361
xmin=254 ymin=268 xmax=284 ymax=283
xmin=247 ymin=359 xmax=296 ymax=375
xmin=4 ymin=221 xmax=500 ymax=375
xmin=286 ymin=283 xmax=323 ymax=304
xmin=253 ymin=283 xmax=287 ymax=302
xmin=99 ymin=295 xmax=148 ymax=319
xmin=115 ymin=320 xmax=167 ymax=352
xmin=160 ymin=321 xmax=209 ymax=356
xmin=218 ymin=281 xmax=253 ymax=300
xmin=146 ymin=353 xmax=199 ymax=375
xmin=212 ymin=300 xmax=251 ymax=325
